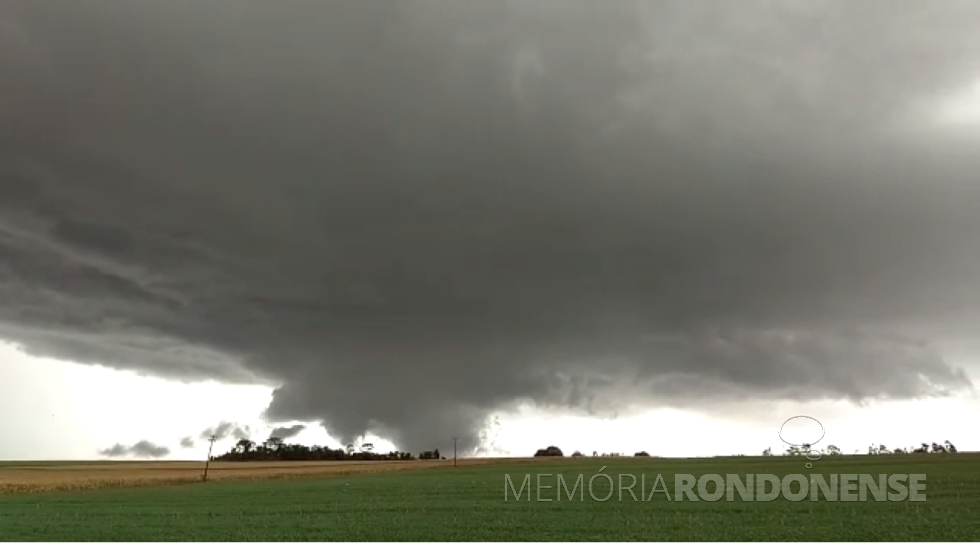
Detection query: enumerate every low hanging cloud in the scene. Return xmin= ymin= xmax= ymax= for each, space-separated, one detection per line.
xmin=268 ymin=425 xmax=306 ymax=440
xmin=1 ymin=1 xmax=978 ymax=452
xmin=199 ymin=421 xmax=251 ymax=442
xmin=98 ymin=440 xmax=171 ymax=459
xmin=179 ymin=436 xmax=196 ymax=449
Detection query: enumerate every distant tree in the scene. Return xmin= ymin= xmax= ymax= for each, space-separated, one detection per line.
xmin=893 ymin=448 xmax=906 ymax=454
xmin=234 ymin=439 xmax=255 ymax=454
xmin=634 ymin=451 xmax=650 ymax=457
xmin=571 ymin=451 xmax=584 ymax=457
xmin=931 ymin=442 xmax=946 ymax=453
xmin=876 ymin=445 xmax=887 ymax=454
xmin=592 ymin=451 xmax=598 ymax=457
xmin=825 ymin=445 xmax=841 ymax=456
xmin=360 ymin=443 xmax=374 ymax=453
xmin=762 ymin=447 xmax=772 ymax=456
xmin=264 ymin=437 xmax=284 ymax=452
xmin=945 ymin=440 xmax=958 ymax=453
xmin=533 ymin=446 xmax=564 ymax=457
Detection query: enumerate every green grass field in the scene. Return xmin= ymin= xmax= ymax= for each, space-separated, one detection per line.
xmin=2 ymin=454 xmax=978 ymax=541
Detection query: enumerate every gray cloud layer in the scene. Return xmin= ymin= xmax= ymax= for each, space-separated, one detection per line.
xmin=98 ymin=440 xmax=170 ymax=459
xmin=179 ymin=436 xmax=196 ymax=449
xmin=268 ymin=425 xmax=306 ymax=441
xmin=2 ymin=1 xmax=979 ymax=451
xmin=199 ymin=422 xmax=251 ymax=442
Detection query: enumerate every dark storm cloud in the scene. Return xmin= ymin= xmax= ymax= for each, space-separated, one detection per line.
xmin=98 ymin=440 xmax=170 ymax=459
xmin=200 ymin=422 xmax=251 ymax=442
xmin=268 ymin=425 xmax=306 ymax=441
xmin=179 ymin=436 xmax=195 ymax=449
xmin=2 ymin=1 xmax=979 ymax=451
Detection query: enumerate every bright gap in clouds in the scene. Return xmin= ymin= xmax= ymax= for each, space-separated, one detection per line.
xmin=926 ymin=78 xmax=980 ymax=127
xmin=277 ymin=425 xmax=399 ymax=455
xmin=487 ymin=396 xmax=980 ymax=458
xmin=0 ymin=341 xmax=273 ymax=460
xmin=3 ymin=340 xmax=978 ymax=460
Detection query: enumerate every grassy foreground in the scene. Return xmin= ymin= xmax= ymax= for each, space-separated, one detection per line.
xmin=1 ymin=454 xmax=978 ymax=541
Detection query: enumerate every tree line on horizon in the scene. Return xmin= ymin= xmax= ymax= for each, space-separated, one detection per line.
xmin=212 ymin=438 xmax=963 ymax=462
xmin=211 ymin=437 xmax=444 ymax=462
xmin=534 ymin=446 xmax=652 ymax=457
xmin=536 ymin=441 xmax=962 ymax=459
xmin=763 ymin=440 xmax=959 ymax=456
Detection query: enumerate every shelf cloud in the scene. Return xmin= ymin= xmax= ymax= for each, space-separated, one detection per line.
xmin=2 ymin=0 xmax=978 ymax=451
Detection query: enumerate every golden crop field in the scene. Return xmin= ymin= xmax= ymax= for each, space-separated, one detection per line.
xmin=0 ymin=458 xmax=546 ymax=494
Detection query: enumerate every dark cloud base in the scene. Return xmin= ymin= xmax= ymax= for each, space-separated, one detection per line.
xmin=200 ymin=422 xmax=252 ymax=442
xmin=2 ymin=0 xmax=978 ymax=451
xmin=98 ymin=440 xmax=170 ymax=459
xmin=268 ymin=424 xmax=306 ymax=441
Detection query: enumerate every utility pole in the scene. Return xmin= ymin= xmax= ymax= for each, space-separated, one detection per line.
xmin=452 ymin=437 xmax=458 ymax=467
xmin=202 ymin=434 xmax=217 ymax=482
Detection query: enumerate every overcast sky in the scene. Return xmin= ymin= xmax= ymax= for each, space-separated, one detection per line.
xmin=2 ymin=0 xmax=980 ymax=459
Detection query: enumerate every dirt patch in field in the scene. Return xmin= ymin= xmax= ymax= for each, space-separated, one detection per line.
xmin=0 ymin=457 xmax=551 ymax=494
